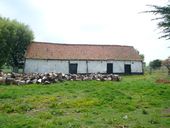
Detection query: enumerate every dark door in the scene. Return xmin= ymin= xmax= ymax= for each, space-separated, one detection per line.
xmin=124 ymin=64 xmax=131 ymax=74
xmin=107 ymin=63 xmax=113 ymax=74
xmin=69 ymin=63 xmax=78 ymax=74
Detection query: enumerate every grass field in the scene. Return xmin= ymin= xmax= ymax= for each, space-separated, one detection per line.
xmin=0 ymin=73 xmax=170 ymax=128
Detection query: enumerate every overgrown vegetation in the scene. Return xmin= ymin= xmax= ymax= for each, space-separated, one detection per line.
xmin=0 ymin=73 xmax=170 ymax=128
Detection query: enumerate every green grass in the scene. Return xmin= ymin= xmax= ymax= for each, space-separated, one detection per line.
xmin=0 ymin=65 xmax=23 ymax=73
xmin=0 ymin=73 xmax=170 ymax=128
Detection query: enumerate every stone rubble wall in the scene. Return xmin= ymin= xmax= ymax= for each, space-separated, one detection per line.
xmin=0 ymin=71 xmax=121 ymax=85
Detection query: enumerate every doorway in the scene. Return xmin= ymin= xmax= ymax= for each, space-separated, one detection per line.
xmin=124 ymin=64 xmax=131 ymax=74
xmin=107 ymin=63 xmax=113 ymax=74
xmin=69 ymin=63 xmax=78 ymax=74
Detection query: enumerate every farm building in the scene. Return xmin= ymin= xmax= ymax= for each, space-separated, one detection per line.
xmin=24 ymin=42 xmax=143 ymax=74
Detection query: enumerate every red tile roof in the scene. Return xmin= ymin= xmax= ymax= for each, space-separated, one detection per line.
xmin=25 ymin=41 xmax=142 ymax=61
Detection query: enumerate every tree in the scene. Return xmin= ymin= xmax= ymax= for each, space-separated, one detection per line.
xmin=146 ymin=4 xmax=170 ymax=39
xmin=0 ymin=16 xmax=34 ymax=72
xmin=162 ymin=57 xmax=170 ymax=75
xmin=0 ymin=17 xmax=14 ymax=68
xmin=149 ymin=59 xmax=162 ymax=69
xmin=140 ymin=54 xmax=145 ymax=61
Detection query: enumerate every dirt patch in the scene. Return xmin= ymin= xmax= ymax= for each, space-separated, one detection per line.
xmin=162 ymin=108 xmax=170 ymax=118
xmin=156 ymin=79 xmax=170 ymax=84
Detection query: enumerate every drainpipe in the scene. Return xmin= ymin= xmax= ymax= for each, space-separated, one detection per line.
xmin=86 ymin=60 xmax=88 ymax=74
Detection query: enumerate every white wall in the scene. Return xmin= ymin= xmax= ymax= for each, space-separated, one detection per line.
xmin=24 ymin=59 xmax=68 ymax=73
xmin=25 ymin=59 xmax=143 ymax=74
xmin=88 ymin=61 xmax=106 ymax=73
xmin=131 ymin=61 xmax=143 ymax=73
xmin=113 ymin=61 xmax=124 ymax=73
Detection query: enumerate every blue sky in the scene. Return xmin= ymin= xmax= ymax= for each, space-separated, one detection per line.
xmin=0 ymin=0 xmax=169 ymax=64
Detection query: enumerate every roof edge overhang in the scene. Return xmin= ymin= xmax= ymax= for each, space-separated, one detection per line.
xmin=31 ymin=41 xmax=134 ymax=48
xmin=25 ymin=58 xmax=143 ymax=61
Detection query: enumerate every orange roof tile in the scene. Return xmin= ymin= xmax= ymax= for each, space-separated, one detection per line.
xmin=25 ymin=41 xmax=143 ymax=61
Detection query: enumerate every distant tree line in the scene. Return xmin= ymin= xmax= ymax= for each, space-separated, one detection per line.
xmin=149 ymin=59 xmax=170 ymax=75
xmin=0 ymin=16 xmax=34 ymax=72
xmin=149 ymin=59 xmax=162 ymax=69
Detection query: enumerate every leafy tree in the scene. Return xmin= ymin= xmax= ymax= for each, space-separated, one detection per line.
xmin=0 ymin=16 xmax=34 ymax=72
xmin=140 ymin=54 xmax=145 ymax=61
xmin=146 ymin=4 xmax=170 ymax=39
xmin=149 ymin=59 xmax=162 ymax=69
xmin=162 ymin=57 xmax=170 ymax=75
xmin=0 ymin=17 xmax=14 ymax=68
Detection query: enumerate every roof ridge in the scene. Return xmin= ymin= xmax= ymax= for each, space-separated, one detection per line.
xmin=32 ymin=41 xmax=133 ymax=47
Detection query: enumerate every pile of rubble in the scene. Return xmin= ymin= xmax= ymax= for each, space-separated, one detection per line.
xmin=0 ymin=71 xmax=121 ymax=85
